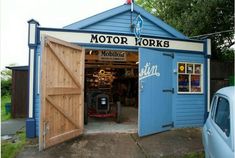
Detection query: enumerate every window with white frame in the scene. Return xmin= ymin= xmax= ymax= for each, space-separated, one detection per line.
xmin=177 ymin=62 xmax=203 ymax=93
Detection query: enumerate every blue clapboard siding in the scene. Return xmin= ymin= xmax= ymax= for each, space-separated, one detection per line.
xmin=174 ymin=95 xmax=205 ymax=127
xmin=34 ymin=46 xmax=41 ymax=136
xmin=173 ymin=53 xmax=206 ymax=128
xmin=82 ymin=11 xmax=174 ymax=38
xmin=34 ymin=97 xmax=40 ymax=136
xmin=64 ymin=4 xmax=187 ymax=39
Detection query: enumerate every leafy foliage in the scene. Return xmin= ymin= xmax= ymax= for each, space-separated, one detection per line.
xmin=136 ymin=0 xmax=234 ymax=60
xmin=1 ymin=95 xmax=11 ymax=121
xmin=1 ymin=68 xmax=12 ymax=96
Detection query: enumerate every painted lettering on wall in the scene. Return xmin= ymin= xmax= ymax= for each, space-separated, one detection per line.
xmin=90 ymin=34 xmax=170 ymax=48
xmin=139 ymin=63 xmax=160 ymax=80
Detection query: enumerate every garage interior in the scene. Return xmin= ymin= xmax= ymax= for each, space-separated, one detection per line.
xmin=84 ymin=49 xmax=139 ymax=134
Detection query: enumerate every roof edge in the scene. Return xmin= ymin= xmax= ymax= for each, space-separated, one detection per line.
xmin=63 ymin=4 xmax=130 ymax=29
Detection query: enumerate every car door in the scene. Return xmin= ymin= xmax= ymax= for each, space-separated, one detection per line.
xmin=206 ymin=94 xmax=232 ymax=158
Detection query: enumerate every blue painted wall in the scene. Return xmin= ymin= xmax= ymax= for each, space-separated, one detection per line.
xmin=173 ymin=53 xmax=205 ymax=127
xmin=81 ymin=11 xmax=174 ymax=38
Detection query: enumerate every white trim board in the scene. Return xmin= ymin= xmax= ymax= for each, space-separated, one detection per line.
xmin=29 ymin=49 xmax=35 ymax=118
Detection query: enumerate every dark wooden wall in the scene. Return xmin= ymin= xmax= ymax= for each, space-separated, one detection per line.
xmin=210 ymin=60 xmax=234 ymax=99
xmin=11 ymin=70 xmax=28 ymax=118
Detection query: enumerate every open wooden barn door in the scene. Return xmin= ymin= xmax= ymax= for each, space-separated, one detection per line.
xmin=39 ymin=36 xmax=84 ymax=150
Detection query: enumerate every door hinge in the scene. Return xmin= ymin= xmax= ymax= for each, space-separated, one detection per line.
xmin=163 ymin=52 xmax=174 ymax=58
xmin=162 ymin=122 xmax=174 ymax=128
xmin=162 ymin=88 xmax=174 ymax=94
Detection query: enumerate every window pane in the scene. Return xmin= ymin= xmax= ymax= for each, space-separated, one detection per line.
xmin=195 ymin=64 xmax=201 ymax=74
xmin=178 ymin=63 xmax=186 ymax=73
xmin=215 ymin=97 xmax=230 ymax=137
xmin=178 ymin=74 xmax=189 ymax=92
xmin=191 ymin=75 xmax=201 ymax=92
xmin=187 ymin=64 xmax=193 ymax=73
xmin=210 ymin=96 xmax=217 ymax=119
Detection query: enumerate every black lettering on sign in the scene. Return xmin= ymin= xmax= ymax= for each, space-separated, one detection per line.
xmin=164 ymin=41 xmax=169 ymax=47
xmin=106 ymin=36 xmax=112 ymax=43
xmin=99 ymin=36 xmax=106 ymax=43
xmin=121 ymin=37 xmax=128 ymax=44
xmin=135 ymin=38 xmax=141 ymax=46
xmin=113 ymin=36 xmax=120 ymax=44
xmin=142 ymin=39 xmax=149 ymax=46
xmin=156 ymin=40 xmax=163 ymax=47
xmin=90 ymin=34 xmax=98 ymax=43
xmin=149 ymin=39 xmax=155 ymax=47
xmin=90 ymin=34 xmax=170 ymax=48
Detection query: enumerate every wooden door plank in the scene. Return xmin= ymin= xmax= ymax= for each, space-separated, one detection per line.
xmin=39 ymin=39 xmax=48 ymax=151
xmin=46 ymin=41 xmax=82 ymax=89
xmin=78 ymin=47 xmax=85 ymax=132
xmin=47 ymin=87 xmax=81 ymax=95
xmin=46 ymin=96 xmax=80 ymax=129
xmin=40 ymin=36 xmax=84 ymax=150
xmin=45 ymin=36 xmax=83 ymax=51
xmin=47 ymin=129 xmax=82 ymax=148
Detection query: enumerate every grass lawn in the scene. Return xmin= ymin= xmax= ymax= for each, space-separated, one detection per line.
xmin=183 ymin=151 xmax=205 ymax=158
xmin=1 ymin=130 xmax=26 ymax=158
xmin=1 ymin=95 xmax=11 ymax=121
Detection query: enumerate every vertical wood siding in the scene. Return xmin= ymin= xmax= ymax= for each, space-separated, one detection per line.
xmin=11 ymin=70 xmax=28 ymax=118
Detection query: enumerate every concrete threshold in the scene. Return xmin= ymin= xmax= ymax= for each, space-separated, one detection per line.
xmin=84 ymin=106 xmax=138 ymax=134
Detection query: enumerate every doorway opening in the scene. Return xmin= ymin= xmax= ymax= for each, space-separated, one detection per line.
xmin=84 ymin=49 xmax=139 ymax=134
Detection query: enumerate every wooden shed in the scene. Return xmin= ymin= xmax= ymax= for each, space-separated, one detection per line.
xmin=6 ymin=66 xmax=29 ymax=118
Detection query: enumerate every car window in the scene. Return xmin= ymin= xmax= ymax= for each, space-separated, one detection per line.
xmin=214 ymin=97 xmax=230 ymax=137
xmin=210 ymin=96 xmax=217 ymax=119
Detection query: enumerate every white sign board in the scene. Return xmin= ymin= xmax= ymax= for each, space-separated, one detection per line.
xmin=40 ymin=30 xmax=204 ymax=52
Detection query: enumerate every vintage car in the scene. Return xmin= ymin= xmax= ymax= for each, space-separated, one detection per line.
xmin=202 ymin=86 xmax=235 ymax=158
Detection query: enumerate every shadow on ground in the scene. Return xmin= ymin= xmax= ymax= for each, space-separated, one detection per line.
xmin=16 ymin=128 xmax=203 ymax=158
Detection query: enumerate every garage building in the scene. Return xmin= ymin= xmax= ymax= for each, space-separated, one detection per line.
xmin=26 ymin=2 xmax=211 ymax=150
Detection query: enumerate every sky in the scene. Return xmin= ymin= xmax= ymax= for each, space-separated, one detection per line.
xmin=0 ymin=0 xmax=125 ymax=70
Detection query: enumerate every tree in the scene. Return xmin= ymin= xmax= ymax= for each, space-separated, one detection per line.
xmin=136 ymin=0 xmax=234 ymax=60
xmin=1 ymin=64 xmax=16 ymax=96
xmin=1 ymin=69 xmax=12 ymax=96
